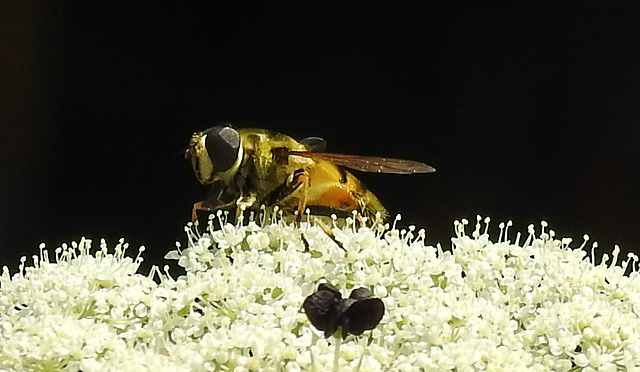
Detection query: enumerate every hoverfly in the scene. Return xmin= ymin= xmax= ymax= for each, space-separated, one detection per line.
xmin=185 ymin=125 xmax=435 ymax=223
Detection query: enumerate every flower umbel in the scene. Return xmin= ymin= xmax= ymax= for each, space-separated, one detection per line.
xmin=1 ymin=215 xmax=639 ymax=371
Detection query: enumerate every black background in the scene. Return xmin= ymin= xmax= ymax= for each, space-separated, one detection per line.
xmin=2 ymin=3 xmax=639 ymax=272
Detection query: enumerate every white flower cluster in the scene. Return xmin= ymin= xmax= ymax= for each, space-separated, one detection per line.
xmin=1 ymin=215 xmax=639 ymax=371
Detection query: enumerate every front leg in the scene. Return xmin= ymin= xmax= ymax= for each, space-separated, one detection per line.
xmin=235 ymin=192 xmax=258 ymax=220
xmin=191 ymin=198 xmax=238 ymax=222
xmin=191 ymin=181 xmax=238 ymax=222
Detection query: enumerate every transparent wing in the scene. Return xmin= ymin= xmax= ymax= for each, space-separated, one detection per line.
xmin=287 ymin=151 xmax=436 ymax=174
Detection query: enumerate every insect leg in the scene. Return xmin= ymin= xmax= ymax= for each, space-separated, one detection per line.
xmin=311 ymin=216 xmax=346 ymax=252
xmin=191 ymin=181 xmax=238 ymax=222
xmin=294 ymin=170 xmax=310 ymax=224
xmin=191 ymin=201 xmax=205 ymax=222
xmin=235 ymin=192 xmax=258 ymax=222
xmin=262 ymin=168 xmax=309 ymax=221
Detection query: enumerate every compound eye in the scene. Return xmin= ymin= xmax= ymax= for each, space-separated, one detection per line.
xmin=203 ymin=126 xmax=241 ymax=172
